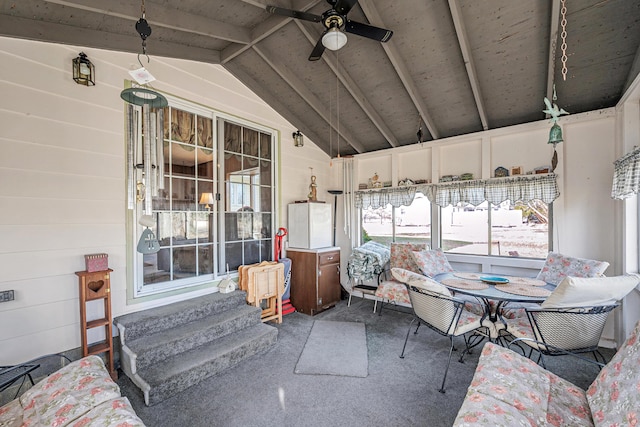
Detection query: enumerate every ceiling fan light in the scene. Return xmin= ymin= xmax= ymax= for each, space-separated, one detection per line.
xmin=322 ymin=28 xmax=347 ymax=51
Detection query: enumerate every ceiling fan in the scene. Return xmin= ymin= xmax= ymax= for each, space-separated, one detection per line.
xmin=267 ymin=0 xmax=393 ymax=61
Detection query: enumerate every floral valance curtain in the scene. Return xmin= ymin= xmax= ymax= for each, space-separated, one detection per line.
xmin=355 ymin=186 xmax=416 ymax=209
xmin=355 ymin=174 xmax=559 ymax=209
xmin=611 ymin=147 xmax=640 ymax=200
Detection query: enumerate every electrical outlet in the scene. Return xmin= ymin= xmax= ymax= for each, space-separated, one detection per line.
xmin=0 ymin=290 xmax=15 ymax=302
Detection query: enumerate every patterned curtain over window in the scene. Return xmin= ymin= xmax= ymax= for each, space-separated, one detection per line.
xmin=355 ymin=174 xmax=559 ymax=209
xmin=611 ymin=147 xmax=640 ymax=200
xmin=420 ymin=174 xmax=559 ymax=207
xmin=355 ymin=186 xmax=416 ymax=209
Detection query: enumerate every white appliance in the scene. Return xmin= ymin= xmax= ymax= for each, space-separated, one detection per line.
xmin=288 ymin=202 xmax=332 ymax=249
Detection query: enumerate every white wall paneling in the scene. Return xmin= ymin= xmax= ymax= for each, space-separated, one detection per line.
xmin=0 ymin=36 xmax=328 ymax=363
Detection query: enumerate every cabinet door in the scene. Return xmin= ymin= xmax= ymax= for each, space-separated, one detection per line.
xmin=318 ymin=263 xmax=340 ymax=309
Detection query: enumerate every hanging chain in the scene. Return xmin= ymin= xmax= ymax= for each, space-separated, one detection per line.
xmin=336 ymin=50 xmax=340 ymax=158
xmin=141 ymin=0 xmax=146 ymax=18
xmin=560 ymin=0 xmax=568 ymax=80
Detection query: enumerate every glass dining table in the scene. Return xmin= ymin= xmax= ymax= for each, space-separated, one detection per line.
xmin=434 ymin=272 xmax=556 ymax=341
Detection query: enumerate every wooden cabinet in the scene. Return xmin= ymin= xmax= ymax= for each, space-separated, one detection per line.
xmin=287 ymin=247 xmax=341 ymax=316
xmin=75 ymin=269 xmax=116 ymax=380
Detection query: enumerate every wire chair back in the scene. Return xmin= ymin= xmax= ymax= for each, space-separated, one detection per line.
xmin=527 ymin=304 xmax=618 ymax=354
xmin=407 ymin=285 xmax=462 ymax=336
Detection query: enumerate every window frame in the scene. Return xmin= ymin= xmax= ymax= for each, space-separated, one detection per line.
xmin=130 ymin=98 xmax=278 ymax=298
xmin=359 ymin=191 xmax=432 ymax=248
xmin=439 ymin=200 xmax=552 ymax=258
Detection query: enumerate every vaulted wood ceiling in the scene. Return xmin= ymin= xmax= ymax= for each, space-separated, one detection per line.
xmin=2 ymin=0 xmax=639 ymax=156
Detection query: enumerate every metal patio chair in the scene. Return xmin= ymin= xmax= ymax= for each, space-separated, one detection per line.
xmin=505 ymin=304 xmax=618 ymax=368
xmin=400 ymin=284 xmax=487 ymax=393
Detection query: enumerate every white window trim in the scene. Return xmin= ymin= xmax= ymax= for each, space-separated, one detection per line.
xmin=130 ymin=97 xmax=279 ymax=299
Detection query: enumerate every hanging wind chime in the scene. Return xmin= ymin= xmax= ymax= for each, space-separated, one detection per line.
xmin=543 ymin=0 xmax=570 ymax=172
xmin=121 ymin=0 xmax=166 ymax=254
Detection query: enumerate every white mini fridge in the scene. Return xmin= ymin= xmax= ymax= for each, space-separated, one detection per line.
xmin=287 ymin=202 xmax=332 ymax=249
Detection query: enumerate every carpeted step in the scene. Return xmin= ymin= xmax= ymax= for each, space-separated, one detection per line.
xmin=128 ymin=304 xmax=262 ymax=373
xmin=139 ymin=322 xmax=278 ymax=406
xmin=114 ymin=291 xmax=247 ymax=344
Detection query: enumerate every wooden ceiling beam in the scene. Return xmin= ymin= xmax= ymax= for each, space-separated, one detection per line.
xmin=448 ymin=0 xmax=489 ymax=131
xmin=223 ymin=62 xmax=330 ymax=154
xmin=42 ymin=0 xmax=251 ymax=44
xmin=545 ymin=0 xmax=562 ymax=109
xmin=358 ymin=0 xmax=440 ymax=140
xmin=253 ymin=44 xmax=366 ymax=153
xmin=296 ymin=21 xmax=399 ymax=148
xmin=221 ymin=0 xmax=323 ymax=64
xmin=0 ymin=15 xmax=221 ymax=63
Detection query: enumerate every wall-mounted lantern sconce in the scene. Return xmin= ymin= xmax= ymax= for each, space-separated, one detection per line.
xmin=293 ymin=130 xmax=304 ymax=147
xmin=72 ymin=52 xmax=95 ymax=86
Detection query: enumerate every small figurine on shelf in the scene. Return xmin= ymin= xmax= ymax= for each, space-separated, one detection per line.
xmin=308 ymin=173 xmax=318 ymax=202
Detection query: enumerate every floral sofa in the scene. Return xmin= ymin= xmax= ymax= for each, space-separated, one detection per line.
xmin=453 ymin=320 xmax=640 ymax=426
xmin=0 ymin=355 xmax=145 ymax=427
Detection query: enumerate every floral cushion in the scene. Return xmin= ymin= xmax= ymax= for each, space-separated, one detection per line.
xmin=547 ymin=375 xmax=593 ymax=427
xmin=0 ymin=398 xmax=23 ymax=427
xmin=390 ymin=267 xmax=451 ymax=296
xmin=411 ymin=249 xmax=454 ymax=277
xmin=374 ymin=243 xmax=429 ymax=306
xmin=68 ymin=397 xmax=145 ymax=427
xmin=390 ymin=242 xmax=427 ymax=273
xmin=586 ymin=320 xmax=640 ymax=427
xmin=504 ymin=317 xmax=534 ymax=340
xmin=375 ymin=280 xmax=411 ymax=305
xmin=453 ymin=343 xmax=594 ymax=427
xmin=536 ymin=252 xmax=609 ymax=286
xmin=17 ymin=356 xmax=134 ymax=427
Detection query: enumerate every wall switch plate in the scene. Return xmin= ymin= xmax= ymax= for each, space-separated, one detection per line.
xmin=0 ymin=290 xmax=15 ymax=302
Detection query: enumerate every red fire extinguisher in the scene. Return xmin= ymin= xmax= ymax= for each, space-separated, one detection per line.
xmin=274 ymin=227 xmax=287 ymax=262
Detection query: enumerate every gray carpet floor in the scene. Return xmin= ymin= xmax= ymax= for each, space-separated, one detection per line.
xmin=117 ymin=297 xmax=612 ymax=427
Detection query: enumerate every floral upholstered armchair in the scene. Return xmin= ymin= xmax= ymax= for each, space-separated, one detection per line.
xmin=373 ymin=242 xmax=427 ymax=313
xmin=453 ymin=319 xmax=640 ymax=426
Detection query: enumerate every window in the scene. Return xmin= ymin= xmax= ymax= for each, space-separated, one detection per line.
xmin=441 ymin=200 xmax=549 ymax=258
xmin=361 ymin=191 xmax=431 ymax=247
xmin=222 ymin=121 xmax=273 ymax=271
xmin=131 ymin=103 xmax=275 ymax=297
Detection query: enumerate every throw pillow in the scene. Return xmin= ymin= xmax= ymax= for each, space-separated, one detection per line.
xmin=390 ymin=242 xmax=427 ymax=273
xmin=411 ymin=249 xmax=454 ymax=277
xmin=541 ymin=274 xmax=640 ymax=308
xmin=536 ymin=252 xmax=609 ymax=285
xmin=586 ymin=320 xmax=640 ymax=427
xmin=391 ymin=268 xmax=451 ymax=297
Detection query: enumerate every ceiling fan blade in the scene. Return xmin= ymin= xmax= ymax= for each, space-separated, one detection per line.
xmin=309 ymin=35 xmax=326 ymax=61
xmin=345 ymin=19 xmax=393 ymax=42
xmin=334 ymin=0 xmax=358 ymax=16
xmin=266 ymin=6 xmax=322 ymax=22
